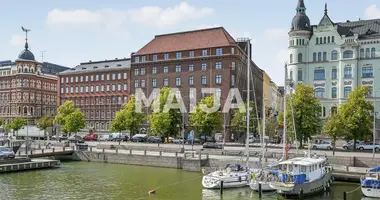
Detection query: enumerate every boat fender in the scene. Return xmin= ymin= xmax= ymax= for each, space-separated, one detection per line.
xmin=202 ymin=169 xmax=206 ymax=174
xmin=148 ymin=190 xmax=156 ymax=195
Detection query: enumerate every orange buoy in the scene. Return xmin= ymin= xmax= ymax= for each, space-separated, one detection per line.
xmin=148 ymin=190 xmax=156 ymax=195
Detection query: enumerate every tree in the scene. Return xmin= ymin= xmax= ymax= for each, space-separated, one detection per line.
xmin=37 ymin=116 xmax=54 ymax=138
xmin=55 ymin=101 xmax=85 ymax=136
xmin=339 ymin=86 xmax=373 ymax=150
xmin=277 ymin=111 xmax=284 ymax=126
xmin=0 ymin=118 xmax=4 ymax=127
xmin=265 ymin=118 xmax=278 ymax=139
xmin=231 ymin=101 xmax=258 ymax=135
xmin=149 ymin=87 xmax=181 ymax=137
xmin=10 ymin=117 xmax=27 ymax=137
xmin=323 ymin=112 xmax=344 ymax=155
xmin=286 ymin=84 xmax=322 ymax=147
xmin=190 ymin=96 xmax=222 ymax=137
xmin=110 ymin=95 xmax=145 ymax=135
xmin=55 ymin=101 xmax=76 ymax=134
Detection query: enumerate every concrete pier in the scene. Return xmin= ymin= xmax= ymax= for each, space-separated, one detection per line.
xmin=0 ymin=158 xmax=60 ymax=173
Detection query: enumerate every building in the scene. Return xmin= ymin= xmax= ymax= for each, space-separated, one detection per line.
xmin=262 ymin=71 xmax=272 ymax=112
xmin=0 ymin=34 xmax=69 ymax=125
xmin=287 ymin=0 xmax=380 ymax=119
xmin=270 ymin=81 xmax=283 ymax=114
xmin=130 ymin=27 xmax=263 ymax=140
xmin=58 ymin=58 xmax=131 ymax=132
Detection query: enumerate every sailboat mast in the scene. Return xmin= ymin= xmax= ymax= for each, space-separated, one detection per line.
xmin=245 ymin=39 xmax=250 ymax=164
xmin=281 ymin=64 xmax=288 ymax=161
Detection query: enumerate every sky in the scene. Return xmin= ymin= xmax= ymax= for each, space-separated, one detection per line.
xmin=1 ymin=0 xmax=380 ymax=85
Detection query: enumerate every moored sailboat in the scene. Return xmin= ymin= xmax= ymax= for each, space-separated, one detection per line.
xmin=360 ymin=165 xmax=380 ymax=198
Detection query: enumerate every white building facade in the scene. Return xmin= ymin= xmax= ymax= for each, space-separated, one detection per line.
xmin=288 ymin=0 xmax=380 ymax=119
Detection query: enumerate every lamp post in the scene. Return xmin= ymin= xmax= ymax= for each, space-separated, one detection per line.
xmin=26 ymin=112 xmax=30 ymax=157
xmin=373 ymin=90 xmax=378 ymax=158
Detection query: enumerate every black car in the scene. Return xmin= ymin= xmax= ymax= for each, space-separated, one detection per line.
xmin=114 ymin=135 xmax=129 ymax=142
xmin=131 ymin=135 xmax=147 ymax=142
xmin=203 ymin=142 xmax=223 ymax=149
xmin=147 ymin=136 xmax=162 ymax=143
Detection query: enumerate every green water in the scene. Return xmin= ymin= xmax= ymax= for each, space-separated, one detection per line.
xmin=0 ymin=162 xmax=363 ymax=200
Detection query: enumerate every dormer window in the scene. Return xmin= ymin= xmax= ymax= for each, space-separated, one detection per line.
xmin=366 ymin=29 xmax=375 ymax=35
xmin=93 ymin=66 xmax=98 ymax=69
xmin=105 ymin=65 xmax=109 ymax=68
xmin=82 ymin=67 xmax=86 ymax=70
xmin=117 ymin=64 xmax=122 ymax=67
xmin=71 ymin=68 xmax=76 ymax=71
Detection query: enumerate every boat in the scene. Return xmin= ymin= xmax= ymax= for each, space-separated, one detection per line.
xmin=202 ymin=164 xmax=254 ymax=189
xmin=249 ymin=165 xmax=279 ymax=191
xmin=268 ymin=153 xmax=334 ymax=196
xmin=360 ymin=165 xmax=380 ymax=198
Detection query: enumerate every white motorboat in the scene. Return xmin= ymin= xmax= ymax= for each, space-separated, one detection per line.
xmin=268 ymin=154 xmax=334 ymax=196
xmin=202 ymin=164 xmax=253 ymax=189
xmin=360 ymin=165 xmax=380 ymax=198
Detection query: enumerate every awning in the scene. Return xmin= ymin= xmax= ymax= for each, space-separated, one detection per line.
xmin=369 ymin=166 xmax=380 ymax=172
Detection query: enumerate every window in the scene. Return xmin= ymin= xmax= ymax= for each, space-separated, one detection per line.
xmin=152 ymin=79 xmax=157 ymax=87
xmin=76 ymin=86 xmax=79 ymax=93
xmin=117 ymin=84 xmax=121 ymax=91
xmin=112 ymin=74 xmax=116 ymax=80
xmin=117 ymin=73 xmax=121 ymax=79
xmin=343 ymin=50 xmax=353 ymax=59
xmin=290 ymin=54 xmax=293 ymax=63
xmin=231 ymin=75 xmax=236 ymax=86
xmin=201 ymin=63 xmax=207 ymax=70
xmin=134 ymin=69 xmax=139 ymax=75
xmin=216 ymin=75 xmax=222 ymax=84
xmin=367 ymin=86 xmax=373 ymax=97
xmin=298 ymin=53 xmax=302 ymax=62
xmin=164 ymin=66 xmax=168 ymax=73
xmin=124 ymin=84 xmax=127 ymax=91
xmin=70 ymin=87 xmax=74 ymax=93
xmin=344 ymin=67 xmax=352 ymax=78
xmin=123 ymin=73 xmax=127 ymax=79
xmin=320 ymin=38 xmax=322 ymax=44
xmin=176 ymin=77 xmax=181 ymax=86
xmin=189 ymin=89 xmax=194 ymax=99
xmin=314 ymin=69 xmax=325 ymax=80
xmin=362 ymin=67 xmax=373 ymax=78
xmin=85 ymin=86 xmax=89 ymax=92
xmin=90 ymin=86 xmax=94 ymax=92
xmin=96 ymin=85 xmax=99 ymax=92
xmin=61 ymin=77 xmax=64 ymax=83
xmin=141 ymin=80 xmax=145 ymax=88
xmin=134 ymin=57 xmax=139 ymax=63
xmin=231 ymin=62 xmax=236 ymax=70
xmin=231 ymin=47 xmax=235 ymax=54
xmin=106 ymin=85 xmax=110 ymax=91
xmin=152 ymin=67 xmax=157 ymax=74
xmin=176 ymin=52 xmax=182 ymax=59
xmin=75 ymin=76 xmax=79 ymax=82
xmin=164 ymin=53 xmax=169 ymax=60
xmin=371 ymin=48 xmax=376 ymax=58
xmin=216 ymin=88 xmax=221 ymax=99
xmin=313 ymin=53 xmax=317 ymax=62
xmin=189 ymin=51 xmax=194 ymax=57
xmin=331 ymin=106 xmax=337 ymax=114
xmin=124 ymin=96 xmax=128 ymax=104
xmin=106 ymin=74 xmax=110 ymax=81
xmin=202 ymin=49 xmax=208 ymax=56
xmin=322 ymin=106 xmax=326 ymax=117
xmin=318 ymin=52 xmax=322 ymax=61
xmin=188 ymin=77 xmax=193 ymax=85
xmin=316 ymin=37 xmax=319 ymax=44
xmin=324 ymin=37 xmax=326 ymax=43
xmin=189 ymin=64 xmax=194 ymax=72
xmin=60 ymin=88 xmax=64 ymax=93
xmin=201 ymin=76 xmax=207 ymax=85
xmin=297 ymin=70 xmax=302 ymax=81
xmin=70 ymin=77 xmax=74 ymax=83
xmin=216 ymin=48 xmax=223 ymax=56
xmin=141 ymin=68 xmax=145 ymax=75
xmin=163 ymin=78 xmax=168 ymax=86
xmin=80 ymin=86 xmax=84 ymax=93
xmin=332 ymin=36 xmax=335 ymax=43
xmin=344 ymin=87 xmax=352 ymax=98
xmin=314 ymin=88 xmax=325 ymax=98
xmin=141 ymin=56 xmax=146 ymax=62
xmin=175 ymin=91 xmax=181 ymax=100
xmin=331 ymin=87 xmax=337 ymax=98
xmin=112 ymin=85 xmax=116 ymax=91
xmin=290 ymin=71 xmax=293 ymax=80
xmin=90 ymin=76 xmax=93 ymax=81
xmin=328 ymin=36 xmax=330 ymax=43
xmin=101 ymin=74 xmax=104 ymax=80
xmin=323 ymin=52 xmax=327 ymax=61
xmin=175 ymin=65 xmax=182 ymax=72
xmin=134 ymin=80 xmax=139 ymax=88
xmin=80 ymin=76 xmax=83 ymax=82
xmin=360 ymin=49 xmax=365 ymax=58
xmin=331 ymin=50 xmax=338 ymax=60
xmin=216 ymin=62 xmax=222 ymax=69
xmin=332 ymin=69 xmax=337 ymax=79
xmin=153 ymin=55 xmax=158 ymax=61
xmin=366 ymin=48 xmax=370 ymax=58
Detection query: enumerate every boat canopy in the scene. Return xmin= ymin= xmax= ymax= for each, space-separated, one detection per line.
xmin=370 ymin=166 xmax=380 ymax=172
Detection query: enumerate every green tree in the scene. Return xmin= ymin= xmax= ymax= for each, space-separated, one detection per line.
xmin=323 ymin=112 xmax=344 ymax=155
xmin=231 ymin=101 xmax=258 ymax=134
xmin=190 ymin=96 xmax=222 ymax=137
xmin=277 ymin=111 xmax=284 ymax=126
xmin=37 ymin=116 xmax=54 ymax=138
xmin=339 ymin=86 xmax=374 ymax=150
xmin=110 ymin=110 xmax=127 ymax=133
xmin=55 ymin=101 xmax=76 ymax=134
xmin=64 ymin=110 xmax=86 ymax=135
xmin=286 ymin=84 xmax=322 ymax=147
xmin=10 ymin=117 xmax=27 ymax=137
xmin=265 ymin=118 xmax=278 ymax=139
xmin=0 ymin=118 xmax=4 ymax=127
xmin=149 ymin=87 xmax=181 ymax=137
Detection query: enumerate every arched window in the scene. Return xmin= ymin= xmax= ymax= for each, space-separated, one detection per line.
xmin=18 ymin=107 xmax=21 ymax=114
xmin=360 ymin=49 xmax=364 ymax=58
xmin=290 ymin=54 xmax=293 ymax=63
xmin=343 ymin=50 xmax=353 ymax=59
xmin=331 ymin=50 xmax=338 ymax=60
xmin=322 ymin=106 xmax=326 ymax=117
xmin=371 ymin=48 xmax=376 ymax=58
xmin=332 ymin=36 xmax=335 ymax=43
xmin=23 ymin=107 xmax=27 ymax=115
xmin=24 ymin=68 xmax=28 ymax=73
xmin=313 ymin=53 xmax=317 ymax=62
xmin=331 ymin=87 xmax=337 ymax=98
xmin=366 ymin=48 xmax=370 ymax=58
xmin=316 ymin=37 xmax=319 ymax=44
xmin=290 ymin=71 xmax=293 ymax=81
xmin=328 ymin=36 xmax=330 ymax=43
xmin=323 ymin=52 xmax=327 ymax=61
xmin=366 ymin=86 xmax=373 ymax=97
xmin=319 ymin=38 xmax=322 ymax=44
xmin=324 ymin=37 xmax=326 ymax=43
xmin=344 ymin=87 xmax=352 ymax=98
xmin=298 ymin=53 xmax=303 ymax=62
xmin=331 ymin=106 xmax=337 ymax=115
xmin=318 ymin=52 xmax=322 ymax=61
xmin=314 ymin=88 xmax=325 ymax=98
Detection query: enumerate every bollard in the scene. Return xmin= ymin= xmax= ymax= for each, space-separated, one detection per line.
xmin=343 ymin=192 xmax=347 ymax=200
xmin=258 ymin=183 xmax=262 ymax=198
xmin=175 ymin=152 xmax=178 ymax=157
xmin=220 ymin=181 xmax=224 ymax=194
xmin=346 ymin=164 xmax=349 ymax=172
xmin=199 ymin=153 xmax=202 ymax=161
xmin=299 ymin=188 xmax=304 ymax=199
xmin=18 ymin=151 xmax=21 ymax=156
xmin=192 ymin=152 xmax=195 ymax=158
xmin=30 ymin=150 xmax=33 ymax=155
xmin=63 ymin=146 xmax=66 ymax=151
xmin=42 ymin=149 xmax=44 ymax=154
xmin=184 ymin=153 xmax=187 ymax=159
xmin=90 ymin=147 xmax=93 ymax=152
xmin=144 ymin=150 xmax=147 ymax=155
xmin=159 ymin=151 xmax=162 ymax=156
xmin=52 ymin=148 xmax=55 ymax=153
xmin=118 ymin=141 xmax=121 ymax=145
xmin=130 ymin=149 xmax=132 ymax=155
xmin=102 ymin=148 xmax=105 ymax=153
xmin=116 ymin=149 xmax=118 ymax=154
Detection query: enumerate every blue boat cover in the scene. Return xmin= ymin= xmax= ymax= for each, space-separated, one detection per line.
xmin=361 ymin=179 xmax=380 ymax=186
xmin=370 ymin=166 xmax=380 ymax=172
xmin=282 ymin=174 xmax=287 ymax=182
xmin=293 ymin=174 xmax=306 ymax=184
xmin=269 ymin=170 xmax=279 ymax=176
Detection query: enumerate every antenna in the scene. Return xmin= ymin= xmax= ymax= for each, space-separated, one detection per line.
xmin=41 ymin=50 xmax=46 ymax=62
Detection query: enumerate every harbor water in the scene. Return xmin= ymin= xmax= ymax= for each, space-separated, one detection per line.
xmin=0 ymin=162 xmax=363 ymax=200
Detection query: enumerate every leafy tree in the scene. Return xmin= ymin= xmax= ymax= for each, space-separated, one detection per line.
xmin=10 ymin=117 xmax=27 ymax=137
xmin=149 ymin=87 xmax=181 ymax=137
xmin=286 ymin=84 xmax=322 ymax=147
xmin=231 ymin=101 xmax=258 ymax=134
xmin=339 ymin=86 xmax=373 ymax=150
xmin=0 ymin=118 xmax=4 ymax=127
xmin=190 ymin=96 xmax=222 ymax=137
xmin=277 ymin=111 xmax=284 ymax=126
xmin=110 ymin=110 xmax=127 ymax=133
xmin=37 ymin=116 xmax=54 ymax=138
xmin=64 ymin=110 xmax=86 ymax=135
xmin=323 ymin=112 xmax=344 ymax=155
xmin=55 ymin=101 xmax=76 ymax=134
xmin=265 ymin=118 xmax=278 ymax=139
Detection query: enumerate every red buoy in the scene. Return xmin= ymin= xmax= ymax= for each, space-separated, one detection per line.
xmin=148 ymin=190 xmax=156 ymax=195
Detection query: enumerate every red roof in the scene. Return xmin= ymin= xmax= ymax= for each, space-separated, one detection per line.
xmin=136 ymin=27 xmax=236 ymax=55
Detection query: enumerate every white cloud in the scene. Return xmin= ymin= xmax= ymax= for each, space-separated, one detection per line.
xmin=10 ymin=35 xmax=25 ymax=46
xmin=263 ymin=28 xmax=288 ymax=41
xmin=47 ymin=9 xmax=103 ymax=25
xmin=128 ymin=2 xmax=214 ymax=28
xmin=364 ymin=5 xmax=380 ymax=19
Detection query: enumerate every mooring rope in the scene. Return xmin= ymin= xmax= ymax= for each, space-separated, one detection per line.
xmin=153 ymin=175 xmax=204 ymax=191
xmin=346 ymin=185 xmax=361 ymax=194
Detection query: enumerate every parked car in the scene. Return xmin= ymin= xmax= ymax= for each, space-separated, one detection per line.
xmin=147 ymin=136 xmax=162 ymax=143
xmin=203 ymin=142 xmax=223 ymax=149
xmin=343 ymin=141 xmax=363 ymax=150
xmin=0 ymin=147 xmax=15 ymax=159
xmin=131 ymin=134 xmax=147 ymax=142
xmin=186 ymin=138 xmax=202 ymax=144
xmin=113 ymin=134 xmax=129 ymax=142
xmin=52 ymin=134 xmax=68 ymax=141
xmin=68 ymin=135 xmax=85 ymax=143
xmin=312 ymin=141 xmax=334 ymax=150
xmin=99 ymin=135 xmax=113 ymax=141
xmin=200 ymin=136 xmax=216 ymax=143
xmin=356 ymin=142 xmax=380 ymax=151
xmin=83 ymin=133 xmax=98 ymax=141
xmin=172 ymin=138 xmax=186 ymax=144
